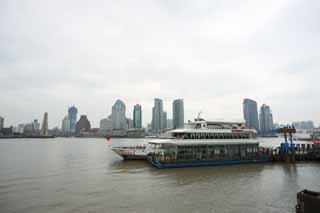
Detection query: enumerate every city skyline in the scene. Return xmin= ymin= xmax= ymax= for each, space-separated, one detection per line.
xmin=1 ymin=97 xmax=320 ymax=129
xmin=1 ymin=1 xmax=320 ymax=127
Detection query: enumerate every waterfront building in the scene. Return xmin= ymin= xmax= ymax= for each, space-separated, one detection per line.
xmin=133 ymin=104 xmax=142 ymax=129
xmin=32 ymin=119 xmax=40 ymax=133
xmin=292 ymin=121 xmax=315 ymax=130
xmin=23 ymin=123 xmax=34 ymax=134
xmin=127 ymin=118 xmax=134 ymax=129
xmin=16 ymin=124 xmax=25 ymax=134
xmin=173 ymin=99 xmax=184 ymax=129
xmin=151 ymin=98 xmax=163 ymax=132
xmin=0 ymin=116 xmax=4 ymax=130
xmin=40 ymin=112 xmax=49 ymax=136
xmin=68 ymin=106 xmax=78 ymax=132
xmin=100 ymin=118 xmax=112 ymax=130
xmin=259 ymin=104 xmax=274 ymax=134
xmin=62 ymin=116 xmax=71 ymax=132
xmin=243 ymin=99 xmax=259 ymax=131
xmin=111 ymin=99 xmax=127 ymax=130
xmin=167 ymin=119 xmax=173 ymax=129
xmin=162 ymin=111 xmax=167 ymax=129
xmin=76 ymin=115 xmax=91 ymax=133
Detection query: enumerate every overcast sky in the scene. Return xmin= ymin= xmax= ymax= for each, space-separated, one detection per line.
xmin=1 ymin=0 xmax=320 ymax=128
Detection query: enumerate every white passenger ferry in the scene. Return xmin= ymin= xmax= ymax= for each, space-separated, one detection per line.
xmin=111 ymin=118 xmax=258 ymax=161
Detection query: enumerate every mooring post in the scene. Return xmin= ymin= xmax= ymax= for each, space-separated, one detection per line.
xmin=284 ymin=132 xmax=290 ymax=162
xmin=289 ymin=132 xmax=295 ymax=163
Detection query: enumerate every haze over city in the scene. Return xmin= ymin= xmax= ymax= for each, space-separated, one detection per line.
xmin=1 ymin=0 xmax=319 ymax=127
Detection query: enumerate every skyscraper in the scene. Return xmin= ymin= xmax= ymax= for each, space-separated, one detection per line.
xmin=173 ymin=99 xmax=184 ymax=129
xmin=259 ymin=104 xmax=274 ymax=134
xmin=40 ymin=112 xmax=48 ymax=136
xmin=167 ymin=119 xmax=173 ymax=129
xmin=76 ymin=115 xmax=91 ymax=133
xmin=68 ymin=106 xmax=78 ymax=132
xmin=162 ymin=111 xmax=167 ymax=129
xmin=62 ymin=116 xmax=71 ymax=132
xmin=133 ymin=104 xmax=142 ymax=129
xmin=152 ymin=98 xmax=163 ymax=132
xmin=243 ymin=99 xmax=259 ymax=130
xmin=0 ymin=116 xmax=4 ymax=130
xmin=111 ymin=99 xmax=127 ymax=130
xmin=32 ymin=119 xmax=40 ymax=133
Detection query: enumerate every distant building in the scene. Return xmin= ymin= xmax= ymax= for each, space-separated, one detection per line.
xmin=68 ymin=106 xmax=78 ymax=133
xmin=111 ymin=99 xmax=127 ymax=130
xmin=62 ymin=116 xmax=71 ymax=132
xmin=259 ymin=104 xmax=273 ymax=134
xmin=162 ymin=111 xmax=167 ymax=129
xmin=127 ymin=118 xmax=134 ymax=129
xmin=152 ymin=98 xmax=163 ymax=132
xmin=133 ymin=104 xmax=142 ymax=129
xmin=100 ymin=118 xmax=112 ymax=130
xmin=1 ymin=127 xmax=12 ymax=135
xmin=292 ymin=121 xmax=315 ymax=130
xmin=146 ymin=123 xmax=152 ymax=133
xmin=14 ymin=124 xmax=25 ymax=134
xmin=17 ymin=124 xmax=24 ymax=134
xmin=0 ymin=116 xmax=4 ymax=130
xmin=167 ymin=119 xmax=173 ymax=129
xmin=243 ymin=99 xmax=259 ymax=131
xmin=40 ymin=112 xmax=49 ymax=136
xmin=23 ymin=123 xmax=34 ymax=134
xmin=173 ymin=99 xmax=184 ymax=129
xmin=76 ymin=115 xmax=91 ymax=133
xmin=32 ymin=119 xmax=40 ymax=133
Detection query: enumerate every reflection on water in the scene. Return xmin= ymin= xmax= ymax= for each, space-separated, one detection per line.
xmin=0 ymin=138 xmax=319 ymax=213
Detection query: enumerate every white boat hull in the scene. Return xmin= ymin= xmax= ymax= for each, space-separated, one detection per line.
xmin=111 ymin=147 xmax=148 ymax=160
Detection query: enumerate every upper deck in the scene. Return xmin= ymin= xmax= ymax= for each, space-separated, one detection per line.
xmin=161 ymin=119 xmax=257 ymax=140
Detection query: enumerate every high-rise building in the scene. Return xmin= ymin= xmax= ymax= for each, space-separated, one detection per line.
xmin=32 ymin=119 xmax=40 ymax=132
xmin=111 ymin=99 xmax=127 ymax=130
xmin=162 ymin=111 xmax=167 ymax=129
xmin=62 ymin=116 xmax=71 ymax=132
xmin=133 ymin=104 xmax=142 ymax=129
xmin=0 ymin=116 xmax=4 ymax=130
xmin=40 ymin=112 xmax=48 ymax=136
xmin=173 ymin=99 xmax=184 ymax=129
xmin=76 ymin=115 xmax=91 ymax=133
xmin=259 ymin=104 xmax=274 ymax=134
xmin=68 ymin=106 xmax=78 ymax=132
xmin=100 ymin=118 xmax=112 ymax=130
xmin=167 ymin=119 xmax=173 ymax=129
xmin=127 ymin=118 xmax=134 ymax=129
xmin=152 ymin=98 xmax=163 ymax=132
xmin=243 ymin=99 xmax=259 ymax=131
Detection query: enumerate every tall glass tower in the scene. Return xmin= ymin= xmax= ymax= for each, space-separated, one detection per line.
xmin=243 ymin=99 xmax=259 ymax=131
xmin=173 ymin=99 xmax=184 ymax=129
xmin=111 ymin=99 xmax=127 ymax=130
xmin=133 ymin=104 xmax=142 ymax=129
xmin=152 ymin=98 xmax=163 ymax=131
xmin=259 ymin=104 xmax=273 ymax=134
xmin=68 ymin=106 xmax=78 ymax=133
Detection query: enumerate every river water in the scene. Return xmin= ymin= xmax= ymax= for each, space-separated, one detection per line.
xmin=0 ymin=138 xmax=319 ymax=213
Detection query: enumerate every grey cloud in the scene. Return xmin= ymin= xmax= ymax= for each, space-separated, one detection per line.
xmin=1 ymin=0 xmax=320 ymax=127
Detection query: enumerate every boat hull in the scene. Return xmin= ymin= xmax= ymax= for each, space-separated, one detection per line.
xmin=147 ymin=157 xmax=269 ymax=168
xmin=111 ymin=148 xmax=147 ymax=160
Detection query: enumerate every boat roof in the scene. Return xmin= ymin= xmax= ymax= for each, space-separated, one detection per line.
xmin=149 ymin=139 xmax=259 ymax=146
